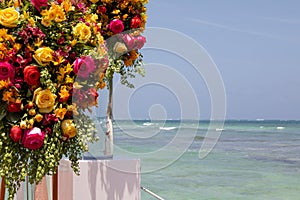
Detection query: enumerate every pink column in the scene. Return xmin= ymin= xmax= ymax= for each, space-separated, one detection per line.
xmin=58 ymin=159 xmax=141 ymax=200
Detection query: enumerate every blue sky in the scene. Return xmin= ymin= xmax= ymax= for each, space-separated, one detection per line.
xmin=110 ymin=0 xmax=300 ymax=120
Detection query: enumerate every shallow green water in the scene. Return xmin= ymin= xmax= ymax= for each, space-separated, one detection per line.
xmin=111 ymin=120 xmax=300 ymax=200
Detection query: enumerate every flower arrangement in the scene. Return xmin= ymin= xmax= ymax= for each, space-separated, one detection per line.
xmin=0 ymin=0 xmax=148 ymax=198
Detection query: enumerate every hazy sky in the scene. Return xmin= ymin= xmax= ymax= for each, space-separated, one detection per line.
xmin=109 ymin=0 xmax=300 ymax=120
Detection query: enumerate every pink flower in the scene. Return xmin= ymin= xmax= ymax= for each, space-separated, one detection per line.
xmin=73 ymin=56 xmax=96 ymax=79
xmin=57 ymin=37 xmax=65 ymax=45
xmin=42 ymin=114 xmax=58 ymax=126
xmin=122 ymin=34 xmax=136 ymax=50
xmin=0 ymin=62 xmax=14 ymax=81
xmin=109 ymin=19 xmax=124 ymax=34
xmin=135 ymin=35 xmax=146 ymax=49
xmin=31 ymin=0 xmax=48 ymax=12
xmin=22 ymin=127 xmax=45 ymax=150
xmin=43 ymin=127 xmax=52 ymax=135
xmin=122 ymin=34 xmax=146 ymax=50
xmin=72 ymin=89 xmax=84 ymax=104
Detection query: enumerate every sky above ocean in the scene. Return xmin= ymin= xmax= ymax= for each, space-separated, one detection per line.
xmin=99 ymin=0 xmax=300 ymax=120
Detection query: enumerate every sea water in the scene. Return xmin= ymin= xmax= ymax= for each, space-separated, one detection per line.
xmin=111 ymin=120 xmax=300 ymax=200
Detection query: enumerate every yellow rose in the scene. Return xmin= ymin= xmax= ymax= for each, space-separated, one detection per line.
xmin=33 ymin=47 xmax=54 ymax=66
xmin=61 ymin=119 xmax=76 ymax=138
xmin=73 ymin=23 xmax=91 ymax=42
xmin=34 ymin=88 xmax=57 ymax=113
xmin=0 ymin=8 xmax=19 ymax=28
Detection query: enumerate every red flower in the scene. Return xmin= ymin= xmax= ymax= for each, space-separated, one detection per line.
xmin=24 ymin=66 xmax=40 ymax=86
xmin=57 ymin=37 xmax=65 ymax=45
xmin=22 ymin=127 xmax=45 ymax=150
xmin=130 ymin=16 xmax=141 ymax=29
xmin=98 ymin=6 xmax=107 ymax=14
xmin=31 ymin=0 xmax=48 ymax=12
xmin=10 ymin=126 xmax=23 ymax=142
xmin=109 ymin=19 xmax=124 ymax=34
xmin=8 ymin=101 xmax=22 ymax=113
xmin=43 ymin=127 xmax=52 ymax=135
xmin=0 ymin=62 xmax=14 ymax=81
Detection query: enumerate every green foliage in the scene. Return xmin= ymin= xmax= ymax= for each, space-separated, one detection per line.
xmin=0 ymin=113 xmax=97 ymax=200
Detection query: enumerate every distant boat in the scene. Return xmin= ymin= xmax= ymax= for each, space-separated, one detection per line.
xmin=256 ymin=119 xmax=265 ymax=121
xmin=276 ymin=127 xmax=285 ymax=130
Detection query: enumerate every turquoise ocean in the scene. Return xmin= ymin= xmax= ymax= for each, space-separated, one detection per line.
xmin=109 ymin=120 xmax=300 ymax=200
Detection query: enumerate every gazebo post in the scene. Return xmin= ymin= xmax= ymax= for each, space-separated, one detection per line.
xmin=52 ymin=170 xmax=58 ymax=200
xmin=0 ymin=177 xmax=5 ymax=200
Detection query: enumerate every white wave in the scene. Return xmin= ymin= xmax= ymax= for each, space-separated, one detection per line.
xmin=159 ymin=127 xmax=177 ymax=131
xmin=276 ymin=126 xmax=285 ymax=130
xmin=143 ymin=122 xmax=153 ymax=126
